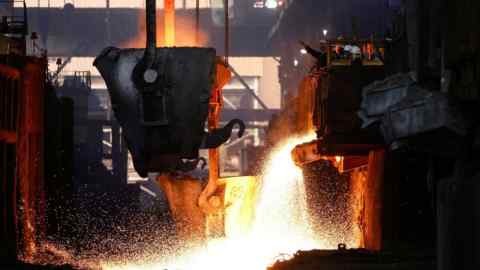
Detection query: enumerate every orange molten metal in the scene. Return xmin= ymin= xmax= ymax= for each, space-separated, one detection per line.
xmin=164 ymin=0 xmax=175 ymax=47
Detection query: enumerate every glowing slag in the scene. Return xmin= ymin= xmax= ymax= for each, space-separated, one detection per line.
xmin=102 ymin=134 xmax=327 ymax=270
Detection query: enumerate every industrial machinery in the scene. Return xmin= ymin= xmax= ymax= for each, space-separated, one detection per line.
xmin=265 ymin=39 xmax=389 ymax=250
xmin=94 ymin=0 xmax=247 ymax=242
xmin=94 ymin=0 xmax=245 ymax=178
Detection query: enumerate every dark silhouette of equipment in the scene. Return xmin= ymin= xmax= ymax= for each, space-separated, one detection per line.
xmin=94 ymin=0 xmax=244 ymax=177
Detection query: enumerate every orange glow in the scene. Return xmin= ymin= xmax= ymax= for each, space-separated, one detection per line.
xmin=164 ymin=0 xmax=175 ymax=46
xmin=221 ymin=176 xmax=257 ymax=237
xmin=122 ymin=9 xmax=208 ymax=48
xmin=334 ymin=155 xmax=344 ymax=171
xmin=31 ymin=135 xmax=362 ymax=270
xmin=349 ymin=168 xmax=369 ymax=248
xmin=101 ymin=133 xmax=362 ymax=270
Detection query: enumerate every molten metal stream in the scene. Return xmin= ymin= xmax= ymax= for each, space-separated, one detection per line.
xmin=102 ymin=133 xmax=338 ymax=270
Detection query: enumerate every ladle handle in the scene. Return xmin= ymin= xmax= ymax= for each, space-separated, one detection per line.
xmin=144 ymin=0 xmax=156 ymax=69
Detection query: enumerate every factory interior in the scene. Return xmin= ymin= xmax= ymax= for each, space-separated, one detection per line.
xmin=0 ymin=0 xmax=479 ymax=269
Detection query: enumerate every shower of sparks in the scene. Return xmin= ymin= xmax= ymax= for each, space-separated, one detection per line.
xmin=101 ymin=133 xmax=327 ymax=270
xmin=32 ymin=133 xmax=359 ymax=270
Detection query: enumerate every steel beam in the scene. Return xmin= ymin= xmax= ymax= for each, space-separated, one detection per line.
xmin=220 ymin=109 xmax=279 ymax=122
xmin=227 ymin=63 xmax=269 ymax=110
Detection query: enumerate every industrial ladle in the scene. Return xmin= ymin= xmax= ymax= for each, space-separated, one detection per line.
xmin=94 ymin=0 xmax=245 ymax=178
